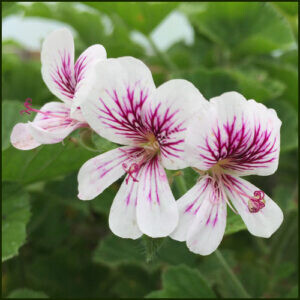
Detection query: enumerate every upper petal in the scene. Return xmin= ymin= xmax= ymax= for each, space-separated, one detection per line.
xmin=185 ymin=91 xmax=281 ymax=176
xmin=10 ymin=123 xmax=41 ymax=150
xmin=143 ymin=79 xmax=208 ymax=170
xmin=171 ymin=176 xmax=227 ymax=255
xmin=27 ymin=102 xmax=82 ymax=145
xmin=77 ymin=146 xmax=139 ymax=200
xmin=79 ymin=56 xmax=156 ymax=145
xmin=109 ymin=174 xmax=143 ymax=240
xmin=41 ymin=28 xmax=75 ymax=104
xmin=136 ymin=157 xmax=178 ymax=237
xmin=71 ymin=44 xmax=107 ymax=119
xmin=222 ymin=174 xmax=283 ymax=238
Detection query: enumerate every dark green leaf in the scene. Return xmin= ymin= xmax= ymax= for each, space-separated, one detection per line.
xmin=7 ymin=288 xmax=48 ymax=298
xmin=2 ymin=139 xmax=95 ymax=184
xmin=2 ymin=183 xmax=31 ymax=262
xmin=146 ymin=265 xmax=216 ymax=298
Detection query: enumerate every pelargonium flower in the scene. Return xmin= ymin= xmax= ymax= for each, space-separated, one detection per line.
xmin=10 ymin=28 xmax=106 ymax=150
xmin=77 ymin=56 xmax=207 ymax=238
xmin=171 ymin=92 xmax=283 ymax=255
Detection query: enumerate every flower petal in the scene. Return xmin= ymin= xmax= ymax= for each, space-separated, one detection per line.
xmin=222 ymin=174 xmax=283 ymax=238
xmin=185 ymin=91 xmax=281 ymax=176
xmin=136 ymin=157 xmax=178 ymax=237
xmin=109 ymin=175 xmax=143 ymax=239
xmin=41 ymin=28 xmax=75 ymax=104
xmin=80 ymin=56 xmax=156 ymax=145
xmin=27 ymin=102 xmax=83 ymax=145
xmin=71 ymin=44 xmax=107 ymax=119
xmin=143 ymin=79 xmax=207 ymax=170
xmin=171 ymin=176 xmax=227 ymax=255
xmin=10 ymin=123 xmax=41 ymax=150
xmin=77 ymin=146 xmax=137 ymax=200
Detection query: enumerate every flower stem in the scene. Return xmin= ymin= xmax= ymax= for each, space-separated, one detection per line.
xmin=214 ymin=250 xmax=250 ymax=298
xmin=174 ymin=174 xmax=187 ymax=197
xmin=142 ymin=235 xmax=165 ymax=263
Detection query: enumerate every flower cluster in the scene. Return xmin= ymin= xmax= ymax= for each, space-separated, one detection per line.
xmin=10 ymin=28 xmax=283 ymax=255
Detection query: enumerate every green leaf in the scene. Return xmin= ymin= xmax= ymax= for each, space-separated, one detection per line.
xmin=21 ymin=2 xmax=145 ymax=58
xmin=22 ymin=2 xmax=105 ymax=47
xmin=179 ymin=67 xmax=284 ymax=101
xmin=2 ymin=183 xmax=31 ymax=262
xmin=83 ymin=2 xmax=178 ymax=35
xmin=92 ymin=234 xmax=145 ymax=267
xmin=2 ymin=139 xmax=95 ymax=184
xmin=7 ymin=289 xmax=48 ymax=298
xmin=266 ymin=100 xmax=298 ymax=152
xmin=255 ymin=59 xmax=298 ymax=109
xmin=285 ymin=285 xmax=298 ymax=298
xmin=2 ymin=52 xmax=51 ymax=105
xmin=146 ymin=265 xmax=216 ymax=298
xmin=2 ymin=100 xmax=34 ymax=151
xmin=181 ymin=2 xmax=295 ymax=56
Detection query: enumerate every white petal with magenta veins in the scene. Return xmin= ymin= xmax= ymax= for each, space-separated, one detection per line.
xmin=185 ymin=91 xmax=281 ymax=176
xmin=136 ymin=157 xmax=179 ymax=238
xmin=79 ymin=56 xmax=156 ymax=146
xmin=222 ymin=174 xmax=283 ymax=238
xmin=171 ymin=176 xmax=227 ymax=255
xmin=143 ymin=79 xmax=208 ymax=170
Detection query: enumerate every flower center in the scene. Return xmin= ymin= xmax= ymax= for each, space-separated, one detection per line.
xmin=20 ymin=98 xmax=66 ymax=119
xmin=193 ymin=159 xmax=266 ymax=214
xmin=141 ymin=132 xmax=160 ymax=156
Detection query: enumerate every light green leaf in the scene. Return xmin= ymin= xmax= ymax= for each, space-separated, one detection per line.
xmin=145 ymin=265 xmax=216 ymax=298
xmin=2 ymin=100 xmax=34 ymax=151
xmin=181 ymin=2 xmax=295 ymax=56
xmin=2 ymin=139 xmax=95 ymax=184
xmin=83 ymin=2 xmax=178 ymax=35
xmin=7 ymin=288 xmax=48 ymax=298
xmin=2 ymin=183 xmax=31 ymax=262
xmin=179 ymin=67 xmax=284 ymax=101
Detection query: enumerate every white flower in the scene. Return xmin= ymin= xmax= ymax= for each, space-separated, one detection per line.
xmin=77 ymin=56 xmax=208 ymax=238
xmin=10 ymin=28 xmax=106 ymax=150
xmin=171 ymin=91 xmax=283 ymax=255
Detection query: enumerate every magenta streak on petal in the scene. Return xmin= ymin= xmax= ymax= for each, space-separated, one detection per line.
xmin=97 ymin=86 xmax=150 ymax=143
xmin=51 ymin=50 xmax=76 ymax=99
xmin=74 ymin=55 xmax=87 ymax=84
xmin=199 ymin=115 xmax=278 ymax=171
xmin=184 ymin=178 xmax=211 ymax=214
xmin=144 ymin=104 xmax=186 ymax=160
xmin=222 ymin=175 xmax=250 ymax=207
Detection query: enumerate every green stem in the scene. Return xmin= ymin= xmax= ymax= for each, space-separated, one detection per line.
xmin=147 ymin=35 xmax=179 ymax=73
xmin=142 ymin=235 xmax=165 ymax=263
xmin=215 ymin=250 xmax=250 ymax=298
xmin=174 ymin=174 xmax=187 ymax=197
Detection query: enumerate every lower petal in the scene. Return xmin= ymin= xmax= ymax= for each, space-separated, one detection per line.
xmin=136 ymin=157 xmax=178 ymax=237
xmin=170 ymin=177 xmax=211 ymax=242
xmin=173 ymin=176 xmax=227 ymax=256
xmin=223 ymin=174 xmax=283 ymax=238
xmin=10 ymin=123 xmax=41 ymax=150
xmin=77 ymin=146 xmax=133 ymax=200
xmin=109 ymin=175 xmax=142 ymax=239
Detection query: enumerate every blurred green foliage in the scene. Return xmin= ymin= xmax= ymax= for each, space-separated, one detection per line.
xmin=2 ymin=2 xmax=298 ymax=298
